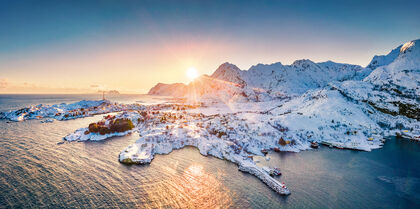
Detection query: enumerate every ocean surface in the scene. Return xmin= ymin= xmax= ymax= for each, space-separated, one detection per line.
xmin=0 ymin=94 xmax=419 ymax=208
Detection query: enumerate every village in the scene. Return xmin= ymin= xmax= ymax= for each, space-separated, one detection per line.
xmin=2 ymin=90 xmax=419 ymax=196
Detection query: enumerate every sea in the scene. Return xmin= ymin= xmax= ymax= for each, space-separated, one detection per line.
xmin=0 ymin=94 xmax=419 ymax=208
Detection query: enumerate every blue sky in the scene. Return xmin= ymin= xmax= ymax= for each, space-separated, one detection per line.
xmin=1 ymin=0 xmax=419 ymax=93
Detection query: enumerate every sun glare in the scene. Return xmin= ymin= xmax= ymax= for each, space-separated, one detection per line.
xmin=186 ymin=67 xmax=198 ymax=80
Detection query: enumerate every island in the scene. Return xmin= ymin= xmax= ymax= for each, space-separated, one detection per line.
xmin=2 ymin=39 xmax=419 ymax=196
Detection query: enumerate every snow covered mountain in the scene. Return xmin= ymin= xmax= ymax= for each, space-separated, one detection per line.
xmin=147 ymin=83 xmax=187 ymax=97
xmin=331 ymin=39 xmax=420 ymax=121
xmin=149 ymin=60 xmax=369 ymax=102
xmin=366 ymin=44 xmax=402 ymax=70
xmin=210 ymin=62 xmax=246 ymax=87
xmin=147 ymin=38 xmax=419 ymax=137
xmin=149 ymin=39 xmax=418 ymax=107
xmin=259 ymin=38 xmax=420 ymax=148
xmin=243 ymin=60 xmax=369 ymax=96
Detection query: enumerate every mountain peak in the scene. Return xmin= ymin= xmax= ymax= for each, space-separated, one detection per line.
xmin=400 ymin=39 xmax=418 ymax=54
xmin=367 ymin=38 xmax=420 ymax=69
xmin=249 ymin=62 xmax=283 ymax=70
xmin=211 ymin=62 xmax=245 ymax=86
xmin=148 ymin=82 xmax=186 ymax=96
xmin=291 ymin=59 xmax=316 ymax=68
xmin=215 ymin=62 xmax=241 ymax=71
xmin=389 ymin=39 xmax=420 ymax=67
xmin=364 ymin=38 xmax=420 ymax=95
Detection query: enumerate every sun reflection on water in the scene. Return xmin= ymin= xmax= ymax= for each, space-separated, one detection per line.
xmin=145 ymin=162 xmax=233 ymax=208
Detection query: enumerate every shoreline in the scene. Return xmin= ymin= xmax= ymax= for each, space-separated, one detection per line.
xmin=2 ymin=96 xmax=419 ymax=196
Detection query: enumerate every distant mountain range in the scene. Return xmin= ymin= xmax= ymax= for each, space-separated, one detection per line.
xmin=149 ymin=39 xmax=420 ymax=120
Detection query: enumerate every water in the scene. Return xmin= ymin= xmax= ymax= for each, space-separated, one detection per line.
xmin=0 ymin=94 xmax=419 ymax=208
xmin=0 ymin=94 xmax=170 ymax=112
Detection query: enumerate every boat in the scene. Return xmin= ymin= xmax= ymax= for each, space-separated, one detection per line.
xmin=271 ymin=167 xmax=282 ymax=176
xmin=261 ymin=149 xmax=268 ymax=155
xmin=262 ymin=167 xmax=282 ymax=176
xmin=310 ymin=142 xmax=319 ymax=149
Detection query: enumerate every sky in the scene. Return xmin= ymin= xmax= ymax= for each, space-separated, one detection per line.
xmin=0 ymin=0 xmax=419 ymax=94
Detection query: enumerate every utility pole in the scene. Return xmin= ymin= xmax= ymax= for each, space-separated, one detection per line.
xmin=102 ymin=91 xmax=105 ymax=100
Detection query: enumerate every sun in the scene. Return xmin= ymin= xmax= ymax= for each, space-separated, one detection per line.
xmin=186 ymin=67 xmax=198 ymax=80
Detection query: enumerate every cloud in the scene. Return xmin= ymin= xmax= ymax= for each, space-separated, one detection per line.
xmin=0 ymin=78 xmax=8 ymax=88
xmin=90 ymin=84 xmax=99 ymax=88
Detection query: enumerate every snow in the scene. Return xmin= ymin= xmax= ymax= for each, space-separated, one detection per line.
xmin=270 ymin=89 xmax=385 ymax=151
xmin=63 ymin=111 xmax=141 ymax=141
xmin=245 ymin=59 xmax=366 ymax=96
xmin=61 ymin=90 xmax=397 ymax=193
xmin=64 ymin=127 xmax=134 ymax=141
xmin=0 ymin=100 xmax=145 ymax=122
xmin=62 ymin=105 xmax=292 ymax=195
xmin=365 ymin=39 xmax=420 ymax=96
xmin=367 ymin=45 xmax=401 ymax=70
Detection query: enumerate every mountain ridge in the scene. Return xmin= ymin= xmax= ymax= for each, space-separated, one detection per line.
xmin=148 ymin=39 xmax=419 ymax=110
xmin=149 ymin=59 xmax=368 ymax=101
